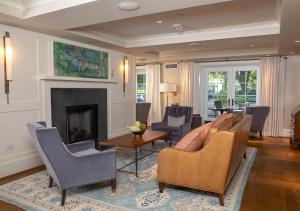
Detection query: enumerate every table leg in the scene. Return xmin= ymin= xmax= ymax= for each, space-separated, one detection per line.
xmin=135 ymin=147 xmax=138 ymax=177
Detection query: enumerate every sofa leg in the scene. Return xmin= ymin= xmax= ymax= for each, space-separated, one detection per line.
xmin=61 ymin=190 xmax=66 ymax=206
xmin=158 ymin=182 xmax=165 ymax=193
xmin=111 ymin=179 xmax=116 ymax=193
xmin=48 ymin=176 xmax=53 ymax=188
xmin=218 ymin=194 xmax=224 ymax=206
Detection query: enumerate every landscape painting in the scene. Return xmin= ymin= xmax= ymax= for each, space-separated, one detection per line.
xmin=53 ymin=41 xmax=109 ymax=79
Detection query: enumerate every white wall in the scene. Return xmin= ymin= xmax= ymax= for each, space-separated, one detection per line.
xmin=283 ymin=56 xmax=300 ymax=135
xmin=0 ymin=24 xmax=135 ymax=178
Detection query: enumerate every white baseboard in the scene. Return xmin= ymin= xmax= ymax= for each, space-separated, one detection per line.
xmin=282 ymin=128 xmax=291 ymax=137
xmin=0 ymin=150 xmax=42 ymax=178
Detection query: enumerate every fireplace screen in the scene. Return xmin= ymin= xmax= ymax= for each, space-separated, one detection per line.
xmin=66 ymin=104 xmax=98 ymax=144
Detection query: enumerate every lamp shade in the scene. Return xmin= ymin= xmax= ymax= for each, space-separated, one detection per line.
xmin=160 ymin=83 xmax=177 ymax=93
xmin=4 ymin=35 xmax=13 ymax=81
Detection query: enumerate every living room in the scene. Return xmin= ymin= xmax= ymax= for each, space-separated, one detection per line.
xmin=0 ymin=0 xmax=300 ymax=210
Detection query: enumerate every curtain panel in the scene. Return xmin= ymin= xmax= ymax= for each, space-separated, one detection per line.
xmin=260 ymin=57 xmax=286 ymax=137
xmin=179 ymin=63 xmax=196 ymax=107
xmin=146 ymin=64 xmax=161 ymax=124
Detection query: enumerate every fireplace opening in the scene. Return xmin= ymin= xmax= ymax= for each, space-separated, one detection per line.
xmin=66 ymin=104 xmax=98 ymax=145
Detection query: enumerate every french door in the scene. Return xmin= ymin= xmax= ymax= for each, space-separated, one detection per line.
xmin=204 ymin=63 xmax=260 ymax=120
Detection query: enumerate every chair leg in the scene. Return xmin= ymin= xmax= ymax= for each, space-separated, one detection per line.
xmin=158 ymin=182 xmax=165 ymax=193
xmin=218 ymin=193 xmax=224 ymax=206
xmin=259 ymin=130 xmax=263 ymax=140
xmin=111 ymin=179 xmax=116 ymax=193
xmin=244 ymin=152 xmax=247 ymax=159
xmin=61 ymin=190 xmax=66 ymax=206
xmin=48 ymin=176 xmax=53 ymax=188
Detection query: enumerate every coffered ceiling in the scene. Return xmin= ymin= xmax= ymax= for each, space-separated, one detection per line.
xmin=0 ymin=0 xmax=300 ymax=63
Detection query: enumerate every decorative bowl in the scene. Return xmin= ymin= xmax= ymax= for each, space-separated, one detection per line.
xmin=131 ymin=129 xmax=146 ymax=138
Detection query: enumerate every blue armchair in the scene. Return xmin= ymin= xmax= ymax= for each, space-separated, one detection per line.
xmin=151 ymin=106 xmax=193 ymax=143
xmin=27 ymin=122 xmax=116 ymax=206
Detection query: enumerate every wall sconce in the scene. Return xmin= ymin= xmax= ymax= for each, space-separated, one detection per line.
xmin=3 ymin=32 xmax=13 ymax=104
xmin=123 ymin=56 xmax=129 ymax=96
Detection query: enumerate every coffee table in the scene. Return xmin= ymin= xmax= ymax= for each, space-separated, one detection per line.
xmin=101 ymin=130 xmax=170 ymax=177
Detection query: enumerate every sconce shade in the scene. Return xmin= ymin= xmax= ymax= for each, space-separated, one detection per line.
xmin=4 ymin=34 xmax=13 ymax=81
xmin=124 ymin=57 xmax=129 ymax=84
xmin=160 ymin=83 xmax=177 ymax=93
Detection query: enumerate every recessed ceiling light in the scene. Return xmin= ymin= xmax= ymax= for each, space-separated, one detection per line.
xmin=266 ymin=54 xmax=270 ymax=57
xmin=295 ymin=41 xmax=300 ymax=43
xmin=290 ymin=51 xmax=295 ymax=54
xmin=172 ymin=24 xmax=184 ymax=32
xmin=250 ymin=44 xmax=255 ymax=47
xmin=118 ymin=2 xmax=139 ymax=11
xmin=156 ymin=20 xmax=163 ymax=24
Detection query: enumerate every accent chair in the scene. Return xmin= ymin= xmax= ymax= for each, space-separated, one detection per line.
xmin=136 ymin=102 xmax=151 ymax=125
xmin=151 ymin=106 xmax=193 ymax=143
xmin=27 ymin=122 xmax=116 ymax=206
xmin=245 ymin=106 xmax=270 ymax=139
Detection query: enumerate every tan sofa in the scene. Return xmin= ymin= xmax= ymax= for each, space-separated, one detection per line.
xmin=157 ymin=115 xmax=252 ymax=206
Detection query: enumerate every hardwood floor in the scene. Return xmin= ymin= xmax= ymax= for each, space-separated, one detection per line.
xmin=0 ymin=138 xmax=300 ymax=210
xmin=241 ymin=137 xmax=300 ymax=211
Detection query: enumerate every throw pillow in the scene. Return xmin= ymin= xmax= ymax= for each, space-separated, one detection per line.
xmin=168 ymin=115 xmax=186 ymax=127
xmin=213 ymin=113 xmax=233 ymax=128
xmin=175 ymin=122 xmax=213 ymax=151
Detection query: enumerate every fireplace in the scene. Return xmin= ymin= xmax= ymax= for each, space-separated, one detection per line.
xmin=66 ymin=104 xmax=98 ymax=144
xmin=51 ymin=88 xmax=107 ymax=149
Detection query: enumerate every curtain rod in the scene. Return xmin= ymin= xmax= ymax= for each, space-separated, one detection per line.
xmin=192 ymin=56 xmax=287 ymax=64
xmin=137 ymin=56 xmax=287 ymax=65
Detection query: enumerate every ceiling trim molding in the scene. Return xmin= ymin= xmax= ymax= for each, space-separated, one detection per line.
xmin=70 ymin=21 xmax=280 ymax=49
xmin=0 ymin=0 xmax=97 ymax=18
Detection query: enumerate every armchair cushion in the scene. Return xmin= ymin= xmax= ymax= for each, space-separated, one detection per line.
xmin=168 ymin=115 xmax=186 ymax=127
xmin=175 ymin=122 xmax=213 ymax=151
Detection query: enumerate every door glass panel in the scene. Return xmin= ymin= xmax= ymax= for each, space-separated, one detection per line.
xmin=207 ymin=72 xmax=228 ymax=118
xmin=234 ymin=70 xmax=257 ymax=107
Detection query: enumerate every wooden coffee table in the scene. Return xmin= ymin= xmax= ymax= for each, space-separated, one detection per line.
xmin=101 ymin=130 xmax=170 ymax=177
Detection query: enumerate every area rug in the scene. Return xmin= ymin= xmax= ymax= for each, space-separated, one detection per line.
xmin=0 ymin=141 xmax=257 ymax=211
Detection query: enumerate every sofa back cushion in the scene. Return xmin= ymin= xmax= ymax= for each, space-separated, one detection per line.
xmin=168 ymin=115 xmax=186 ymax=127
xmin=175 ymin=122 xmax=213 ymax=151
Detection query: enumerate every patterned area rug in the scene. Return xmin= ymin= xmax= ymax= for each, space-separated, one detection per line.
xmin=0 ymin=141 xmax=257 ymax=211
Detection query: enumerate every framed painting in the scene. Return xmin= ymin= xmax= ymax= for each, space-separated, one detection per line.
xmin=53 ymin=41 xmax=109 ymax=79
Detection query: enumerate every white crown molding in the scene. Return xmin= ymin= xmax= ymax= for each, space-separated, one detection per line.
xmin=70 ymin=21 xmax=280 ymax=49
xmin=0 ymin=0 xmax=97 ymax=18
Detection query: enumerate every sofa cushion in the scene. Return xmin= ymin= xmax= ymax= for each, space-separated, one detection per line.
xmin=168 ymin=115 xmax=186 ymax=127
xmin=175 ymin=122 xmax=213 ymax=151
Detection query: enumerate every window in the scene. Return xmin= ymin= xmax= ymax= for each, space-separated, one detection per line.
xmin=203 ymin=62 xmax=260 ymax=119
xmin=136 ymin=67 xmax=147 ymax=102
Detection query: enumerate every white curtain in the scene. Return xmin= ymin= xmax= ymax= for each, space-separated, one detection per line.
xmin=146 ymin=64 xmax=161 ymax=124
xmin=179 ymin=63 xmax=195 ymax=107
xmin=260 ymin=57 xmax=286 ymax=137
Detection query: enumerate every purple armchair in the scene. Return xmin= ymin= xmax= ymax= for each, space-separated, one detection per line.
xmin=151 ymin=106 xmax=193 ymax=143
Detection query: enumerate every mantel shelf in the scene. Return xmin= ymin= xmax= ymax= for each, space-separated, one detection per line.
xmin=39 ymin=76 xmax=117 ymax=83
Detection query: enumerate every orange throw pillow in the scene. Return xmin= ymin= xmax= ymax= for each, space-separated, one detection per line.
xmin=213 ymin=113 xmax=233 ymax=127
xmin=175 ymin=122 xmax=213 ymax=151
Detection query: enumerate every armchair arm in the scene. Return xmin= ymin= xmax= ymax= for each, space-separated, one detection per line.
xmin=66 ymin=140 xmax=95 ymax=153
xmin=157 ymin=131 xmax=235 ymax=193
xmin=151 ymin=121 xmax=165 ymax=131
xmin=179 ymin=122 xmax=191 ymax=137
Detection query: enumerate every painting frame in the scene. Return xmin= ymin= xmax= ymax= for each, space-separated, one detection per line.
xmin=53 ymin=41 xmax=109 ymax=79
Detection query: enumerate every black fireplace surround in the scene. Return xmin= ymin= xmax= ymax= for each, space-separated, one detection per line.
xmin=51 ymin=88 xmax=107 ymax=149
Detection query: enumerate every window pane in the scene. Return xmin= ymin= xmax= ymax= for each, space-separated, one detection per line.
xmin=136 ymin=74 xmax=146 ymax=102
xmin=235 ymin=70 xmax=257 ymax=107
